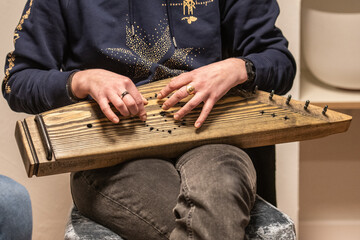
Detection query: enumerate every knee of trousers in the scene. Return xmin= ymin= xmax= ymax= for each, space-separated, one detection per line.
xmin=175 ymin=144 xmax=257 ymax=195
xmin=70 ymin=159 xmax=180 ymax=240
xmin=0 ymin=175 xmax=32 ymax=238
xmin=0 ymin=175 xmax=32 ymax=216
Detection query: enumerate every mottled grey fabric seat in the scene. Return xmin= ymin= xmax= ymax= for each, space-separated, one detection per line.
xmin=64 ymin=195 xmax=296 ymax=240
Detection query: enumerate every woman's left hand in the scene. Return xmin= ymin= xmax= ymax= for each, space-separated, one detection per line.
xmin=157 ymin=58 xmax=249 ymax=128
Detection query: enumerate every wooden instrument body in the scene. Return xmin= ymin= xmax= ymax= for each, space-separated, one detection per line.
xmin=15 ymin=78 xmax=352 ymax=177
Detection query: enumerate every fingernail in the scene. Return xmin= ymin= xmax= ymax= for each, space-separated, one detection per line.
xmin=113 ymin=117 xmax=119 ymax=123
xmin=157 ymin=93 xmax=162 ymax=99
xmin=174 ymin=114 xmax=180 ymax=120
xmin=195 ymin=122 xmax=201 ymax=128
xmin=162 ymin=104 xmax=168 ymax=110
xmin=140 ymin=115 xmax=147 ymax=121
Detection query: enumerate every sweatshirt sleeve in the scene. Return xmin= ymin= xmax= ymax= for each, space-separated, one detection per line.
xmin=2 ymin=0 xmax=74 ymax=114
xmin=220 ymin=0 xmax=296 ymax=95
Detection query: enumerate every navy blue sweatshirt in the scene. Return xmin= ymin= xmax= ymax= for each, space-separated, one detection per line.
xmin=2 ymin=0 xmax=296 ymax=114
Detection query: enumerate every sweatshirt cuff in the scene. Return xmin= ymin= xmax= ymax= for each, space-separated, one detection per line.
xmin=44 ymin=70 xmax=79 ymax=109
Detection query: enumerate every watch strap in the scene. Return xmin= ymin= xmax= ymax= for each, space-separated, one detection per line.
xmin=66 ymin=71 xmax=87 ymax=103
xmin=238 ymin=58 xmax=256 ymax=90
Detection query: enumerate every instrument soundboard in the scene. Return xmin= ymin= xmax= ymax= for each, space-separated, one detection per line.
xmin=15 ymin=78 xmax=352 ymax=177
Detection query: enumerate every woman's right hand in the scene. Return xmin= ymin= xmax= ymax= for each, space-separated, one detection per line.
xmin=71 ymin=69 xmax=147 ymax=123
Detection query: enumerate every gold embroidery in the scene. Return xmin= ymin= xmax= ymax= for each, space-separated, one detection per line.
xmin=13 ymin=33 xmax=20 ymax=44
xmin=153 ymin=65 xmax=185 ymax=81
xmin=162 ymin=0 xmax=214 ymax=7
xmin=3 ymin=0 xmax=34 ymax=94
xmin=165 ymin=48 xmax=193 ymax=69
xmin=181 ymin=16 xmax=198 ymax=24
xmin=183 ymin=0 xmax=196 ymax=15
xmin=101 ymin=19 xmax=199 ymax=81
xmin=153 ymin=47 xmax=197 ymax=80
xmin=126 ymin=25 xmax=172 ymax=66
xmin=162 ymin=0 xmax=214 ymax=24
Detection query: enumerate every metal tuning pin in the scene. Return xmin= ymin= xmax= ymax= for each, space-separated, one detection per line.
xmin=304 ymin=100 xmax=310 ymax=110
xmin=253 ymin=85 xmax=258 ymax=94
xmin=269 ymin=90 xmax=275 ymax=100
xmin=286 ymin=94 xmax=292 ymax=105
xmin=322 ymin=105 xmax=328 ymax=115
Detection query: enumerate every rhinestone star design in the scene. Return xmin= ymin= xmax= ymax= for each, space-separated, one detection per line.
xmin=101 ymin=20 xmax=200 ymax=81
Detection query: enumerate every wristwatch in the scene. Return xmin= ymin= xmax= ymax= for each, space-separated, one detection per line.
xmin=238 ymin=58 xmax=256 ymax=90
xmin=244 ymin=58 xmax=256 ymax=82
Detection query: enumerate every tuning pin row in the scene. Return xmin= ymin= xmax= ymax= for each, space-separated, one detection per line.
xmin=268 ymin=91 xmax=329 ymax=115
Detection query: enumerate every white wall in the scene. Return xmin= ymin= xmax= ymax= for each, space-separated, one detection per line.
xmin=0 ymin=1 xmax=73 ymax=239
xmin=276 ymin=0 xmax=301 ymax=230
xmin=0 ymin=0 xmax=301 ymax=239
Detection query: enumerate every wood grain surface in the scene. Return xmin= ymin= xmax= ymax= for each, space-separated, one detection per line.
xmin=15 ymin=78 xmax=352 ymax=177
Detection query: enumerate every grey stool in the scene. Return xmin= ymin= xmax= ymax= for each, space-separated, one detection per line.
xmin=64 ymin=195 xmax=296 ymax=240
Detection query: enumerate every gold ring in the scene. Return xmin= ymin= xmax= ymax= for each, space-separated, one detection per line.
xmin=186 ymin=85 xmax=196 ymax=95
xmin=120 ymin=90 xmax=129 ymax=99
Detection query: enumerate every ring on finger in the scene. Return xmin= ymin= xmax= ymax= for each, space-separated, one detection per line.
xmin=186 ymin=84 xmax=196 ymax=95
xmin=120 ymin=90 xmax=129 ymax=99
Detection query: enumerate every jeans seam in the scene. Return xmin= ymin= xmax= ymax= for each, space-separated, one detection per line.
xmin=181 ymin=167 xmax=195 ymax=239
xmin=238 ymin=161 xmax=257 ymax=196
xmin=80 ymin=172 xmax=170 ymax=240
xmin=178 ymin=151 xmax=257 ymax=234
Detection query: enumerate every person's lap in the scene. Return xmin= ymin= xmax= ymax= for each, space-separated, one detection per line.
xmin=71 ymin=144 xmax=256 ymax=240
xmin=71 ymin=158 xmax=179 ymax=240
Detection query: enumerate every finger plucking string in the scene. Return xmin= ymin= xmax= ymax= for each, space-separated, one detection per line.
xmin=126 ymin=84 xmax=148 ymax=121
xmin=157 ymin=74 xmax=192 ymax=99
xmin=108 ymin=93 xmax=130 ymax=117
xmin=98 ymin=98 xmax=119 ymax=123
xmin=194 ymin=100 xmax=214 ymax=128
xmin=173 ymin=93 xmax=204 ymax=121
xmin=162 ymin=86 xmax=189 ymax=111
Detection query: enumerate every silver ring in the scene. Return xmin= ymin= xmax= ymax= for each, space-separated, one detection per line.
xmin=120 ymin=90 xmax=129 ymax=99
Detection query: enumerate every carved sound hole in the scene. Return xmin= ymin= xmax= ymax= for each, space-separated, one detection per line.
xmin=84 ymin=93 xmax=190 ymax=134
xmin=143 ymin=94 xmax=189 ymax=134
xmin=144 ymin=111 xmax=187 ymax=134
xmin=260 ymin=110 xmax=290 ymax=121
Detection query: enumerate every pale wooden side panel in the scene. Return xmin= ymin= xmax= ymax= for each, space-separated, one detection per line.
xmin=14 ymin=121 xmax=35 ymax=177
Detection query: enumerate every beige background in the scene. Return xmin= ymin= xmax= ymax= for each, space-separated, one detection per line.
xmin=0 ymin=1 xmax=84 ymax=239
xmin=299 ymin=0 xmax=360 ymax=239
xmin=0 ymin=0 xmax=301 ymax=239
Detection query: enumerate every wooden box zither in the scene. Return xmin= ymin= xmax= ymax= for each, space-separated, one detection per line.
xmin=15 ymin=78 xmax=352 ymax=177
